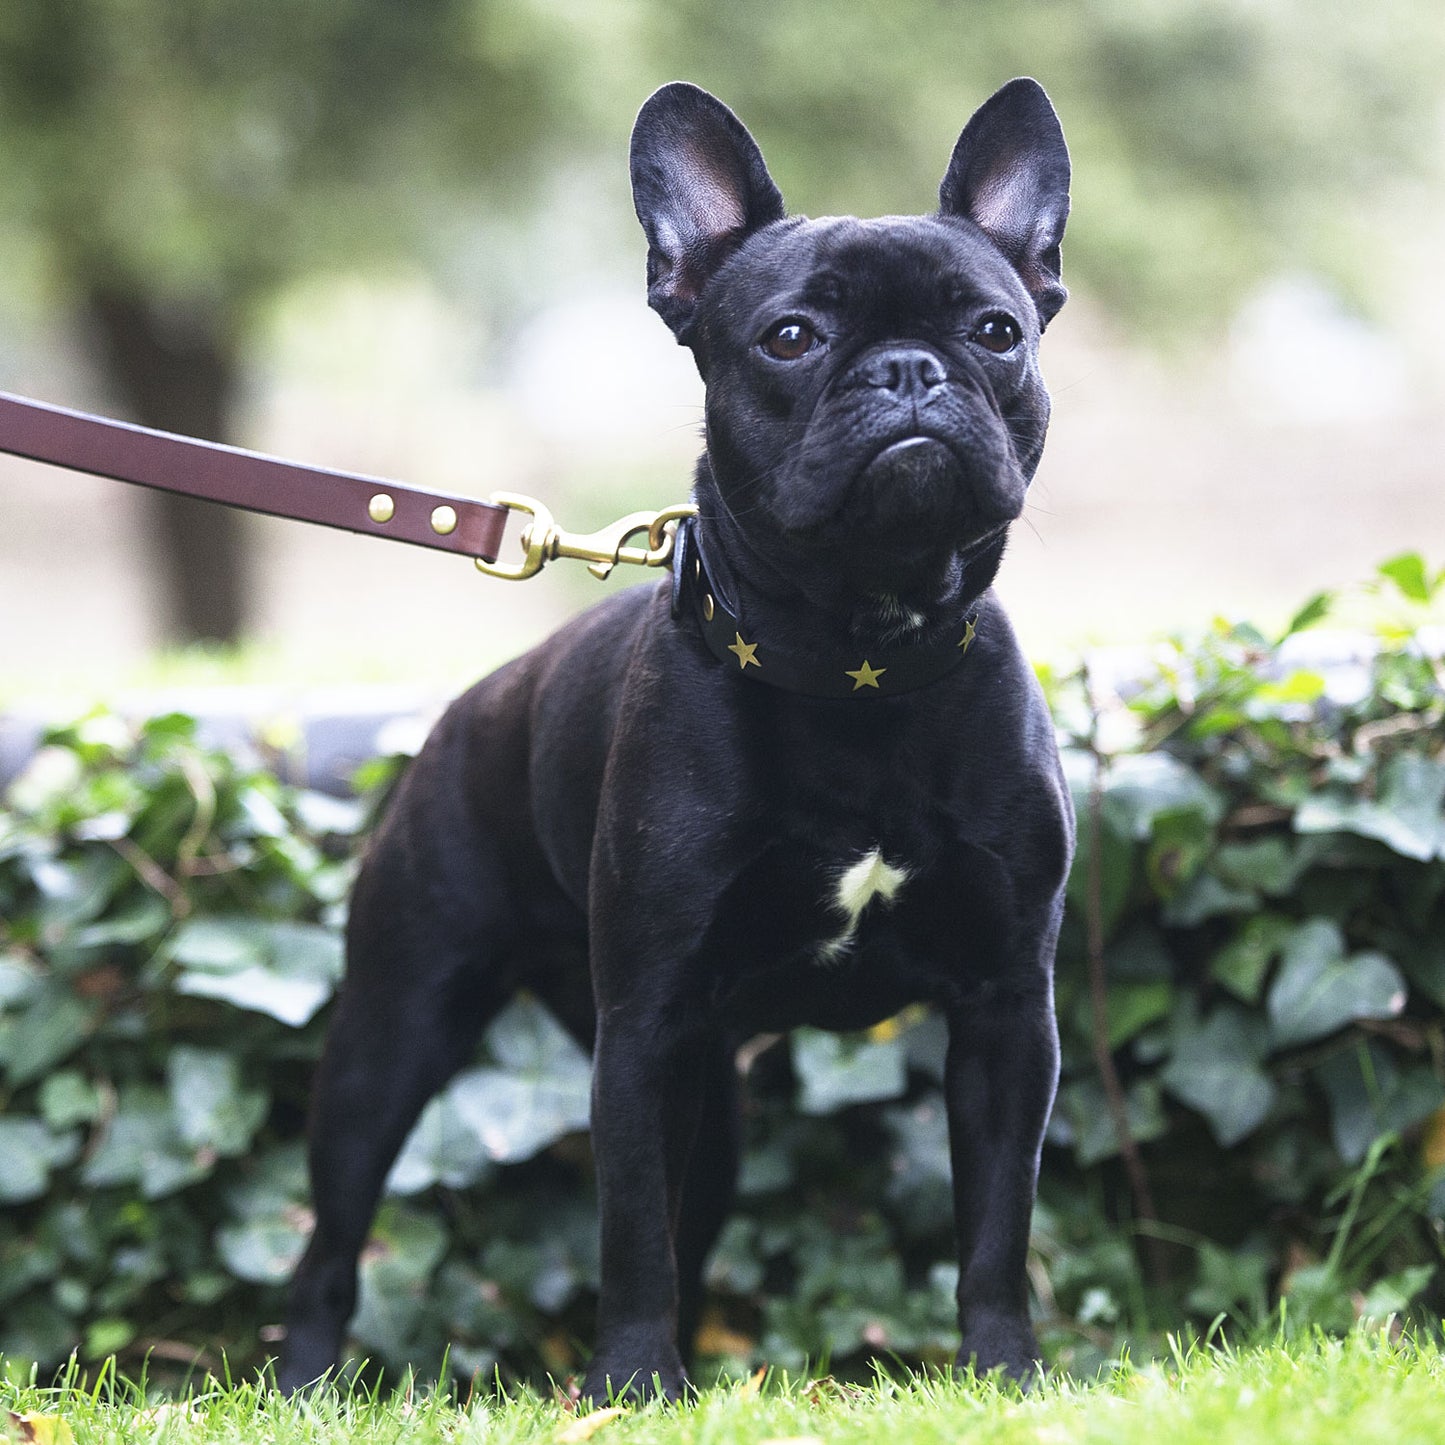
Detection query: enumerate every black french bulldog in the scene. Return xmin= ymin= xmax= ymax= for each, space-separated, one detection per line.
xmin=279 ymin=76 xmax=1074 ymax=1400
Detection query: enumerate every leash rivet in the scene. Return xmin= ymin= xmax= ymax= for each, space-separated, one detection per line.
xmin=368 ymin=493 xmax=395 ymax=524
xmin=703 ymin=593 xmax=715 ymax=621
xmin=430 ymin=504 xmax=458 ymax=536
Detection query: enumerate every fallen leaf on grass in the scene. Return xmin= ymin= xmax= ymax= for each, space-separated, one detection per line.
xmin=804 ymin=1377 xmax=867 ymax=1404
xmin=737 ymin=1366 xmax=768 ymax=1399
xmin=5 ymin=1415 xmax=75 ymax=1445
xmin=556 ymin=1405 xmax=627 ymax=1442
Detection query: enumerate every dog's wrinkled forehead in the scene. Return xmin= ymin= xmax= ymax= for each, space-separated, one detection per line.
xmin=708 ymin=214 xmax=1035 ymax=340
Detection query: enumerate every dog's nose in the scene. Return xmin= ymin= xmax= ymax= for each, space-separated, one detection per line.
xmin=858 ymin=347 xmax=948 ymax=398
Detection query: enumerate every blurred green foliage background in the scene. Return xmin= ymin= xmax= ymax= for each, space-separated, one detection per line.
xmin=5 ymin=0 xmax=1442 ymax=334
xmin=0 ymin=0 xmax=1442 ymax=674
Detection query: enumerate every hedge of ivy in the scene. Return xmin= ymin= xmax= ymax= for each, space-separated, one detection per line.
xmin=0 ymin=557 xmax=1442 ymax=1388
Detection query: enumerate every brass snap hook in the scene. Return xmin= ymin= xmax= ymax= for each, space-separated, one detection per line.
xmin=474 ymin=494 xmax=697 ymax=582
xmin=472 ymin=493 xmax=555 ymax=581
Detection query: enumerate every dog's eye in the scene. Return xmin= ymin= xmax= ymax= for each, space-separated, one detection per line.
xmin=761 ymin=319 xmax=819 ymax=361
xmin=972 ymin=313 xmax=1021 ymax=354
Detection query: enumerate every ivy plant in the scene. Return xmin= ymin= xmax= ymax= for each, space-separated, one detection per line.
xmin=0 ymin=556 xmax=1442 ymax=1388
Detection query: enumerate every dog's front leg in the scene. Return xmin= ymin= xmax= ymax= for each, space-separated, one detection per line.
xmin=583 ymin=1002 xmax=709 ymax=1402
xmin=944 ymin=973 xmax=1059 ymax=1384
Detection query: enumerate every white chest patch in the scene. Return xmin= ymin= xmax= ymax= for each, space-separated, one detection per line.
xmin=816 ymin=848 xmax=911 ymax=964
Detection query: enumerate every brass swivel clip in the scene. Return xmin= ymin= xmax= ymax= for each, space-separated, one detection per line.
xmin=474 ymin=493 xmax=698 ymax=582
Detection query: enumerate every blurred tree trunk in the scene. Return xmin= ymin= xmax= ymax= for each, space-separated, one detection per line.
xmin=84 ymin=288 xmax=248 ymax=645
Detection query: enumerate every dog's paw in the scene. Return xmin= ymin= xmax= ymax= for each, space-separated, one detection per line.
xmin=956 ymin=1318 xmax=1043 ymax=1390
xmin=580 ymin=1344 xmax=688 ymax=1406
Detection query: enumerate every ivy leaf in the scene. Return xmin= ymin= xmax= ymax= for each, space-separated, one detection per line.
xmin=1314 ymin=1042 xmax=1445 ymax=1164
xmin=1107 ymin=982 xmax=1174 ymax=1049
xmin=1186 ymin=1240 xmax=1271 ymax=1320
xmin=224 ymin=1142 xmax=310 ymax=1219
xmin=448 ymin=998 xmax=591 ymax=1163
xmin=0 ymin=1119 xmax=80 ymax=1205
xmin=70 ymin=894 xmax=171 ymax=951
xmin=175 ymin=965 xmax=332 ymax=1028
xmin=793 ymin=1029 xmax=907 ymax=1115
xmin=5 ymin=746 xmax=85 ymax=816
xmin=2 ymin=990 xmax=98 ymax=1086
xmin=1097 ymin=752 xmax=1225 ymax=842
xmin=80 ymin=1086 xmax=210 ymax=1199
xmin=1378 ymin=552 xmax=1433 ymax=603
xmin=1359 ymin=1265 xmax=1434 ymax=1323
xmin=1160 ymin=1007 xmax=1276 ymax=1146
xmin=1211 ymin=914 xmax=1296 ymax=1004
xmin=1295 ymin=753 xmax=1445 ymax=861
xmin=387 ymin=1092 xmax=495 ymax=1195
xmin=171 ymin=918 xmax=341 ymax=1027
xmin=1281 ymin=1262 xmax=1355 ymax=1335
xmin=165 ymin=916 xmax=267 ymax=972
xmin=485 ymin=994 xmax=588 ymax=1075
xmin=1278 ymin=589 xmax=1334 ymax=640
xmin=1267 ymin=919 xmax=1406 ymax=1049
xmin=1161 ymin=870 xmax=1258 ymax=928
xmin=1144 ymin=806 xmax=1214 ymax=900
xmin=38 ymin=1071 xmax=102 ymax=1130
xmin=349 ymin=1206 xmax=449 ymax=1360
xmin=215 ymin=1214 xmax=310 ymax=1285
xmin=0 ymin=954 xmax=40 ymax=1007
xmin=167 ymin=1047 xmax=269 ymax=1158
xmin=1050 ymin=1077 xmax=1167 ymax=1166
xmin=1069 ymin=981 xmax=1173 ymax=1051
xmin=235 ymin=783 xmax=290 ymax=839
xmin=1213 ymin=836 xmax=1328 ymax=899
xmin=29 ymin=850 xmax=130 ymax=931
xmin=216 ymin=1143 xmax=314 ymax=1282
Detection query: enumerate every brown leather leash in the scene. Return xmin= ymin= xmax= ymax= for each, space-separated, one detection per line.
xmin=0 ymin=389 xmax=694 ymax=577
xmin=0 ymin=389 xmax=987 ymax=701
xmin=0 ymin=389 xmax=510 ymax=561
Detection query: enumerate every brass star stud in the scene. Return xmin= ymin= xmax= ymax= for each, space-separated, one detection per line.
xmin=959 ymin=617 xmax=978 ymax=653
xmin=846 ymin=659 xmax=886 ymax=691
xmin=727 ymin=632 xmax=761 ymax=670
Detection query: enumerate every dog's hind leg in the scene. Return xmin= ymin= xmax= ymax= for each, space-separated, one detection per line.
xmin=277 ymin=849 xmax=515 ymax=1391
xmin=673 ymin=1033 xmax=742 ymax=1364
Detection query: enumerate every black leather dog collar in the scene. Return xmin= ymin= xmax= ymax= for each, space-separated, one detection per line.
xmin=673 ymin=518 xmax=978 ymax=699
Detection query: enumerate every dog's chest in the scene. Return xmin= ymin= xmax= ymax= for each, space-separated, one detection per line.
xmin=816 ymin=847 xmax=912 ymax=964
xmin=695 ymin=823 xmax=995 ymax=1033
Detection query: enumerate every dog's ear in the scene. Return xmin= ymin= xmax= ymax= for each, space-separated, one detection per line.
xmin=631 ymin=83 xmax=785 ymax=341
xmin=939 ymin=78 xmax=1071 ymax=328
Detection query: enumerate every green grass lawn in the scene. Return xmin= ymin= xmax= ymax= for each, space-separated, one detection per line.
xmin=5 ymin=1332 xmax=1444 ymax=1445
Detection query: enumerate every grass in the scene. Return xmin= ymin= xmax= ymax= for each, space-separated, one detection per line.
xmin=5 ymin=1332 xmax=1445 ymax=1445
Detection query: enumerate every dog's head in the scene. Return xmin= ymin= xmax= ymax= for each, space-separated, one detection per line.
xmin=631 ymin=79 xmax=1069 ymax=603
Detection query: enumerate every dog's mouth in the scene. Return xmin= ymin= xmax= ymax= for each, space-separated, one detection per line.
xmin=843 ymin=430 xmax=1021 ymax=533
xmin=757 ymin=404 xmax=1027 ymax=572
xmin=858 ymin=435 xmax=958 ymax=495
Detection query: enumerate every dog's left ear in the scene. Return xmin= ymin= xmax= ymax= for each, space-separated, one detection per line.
xmin=631 ymin=82 xmax=786 ymax=341
xmin=939 ymin=78 xmax=1071 ymax=328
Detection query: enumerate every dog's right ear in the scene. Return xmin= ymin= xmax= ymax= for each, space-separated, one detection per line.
xmin=630 ymin=83 xmax=785 ymax=342
xmin=939 ymin=78 xmax=1071 ymax=328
